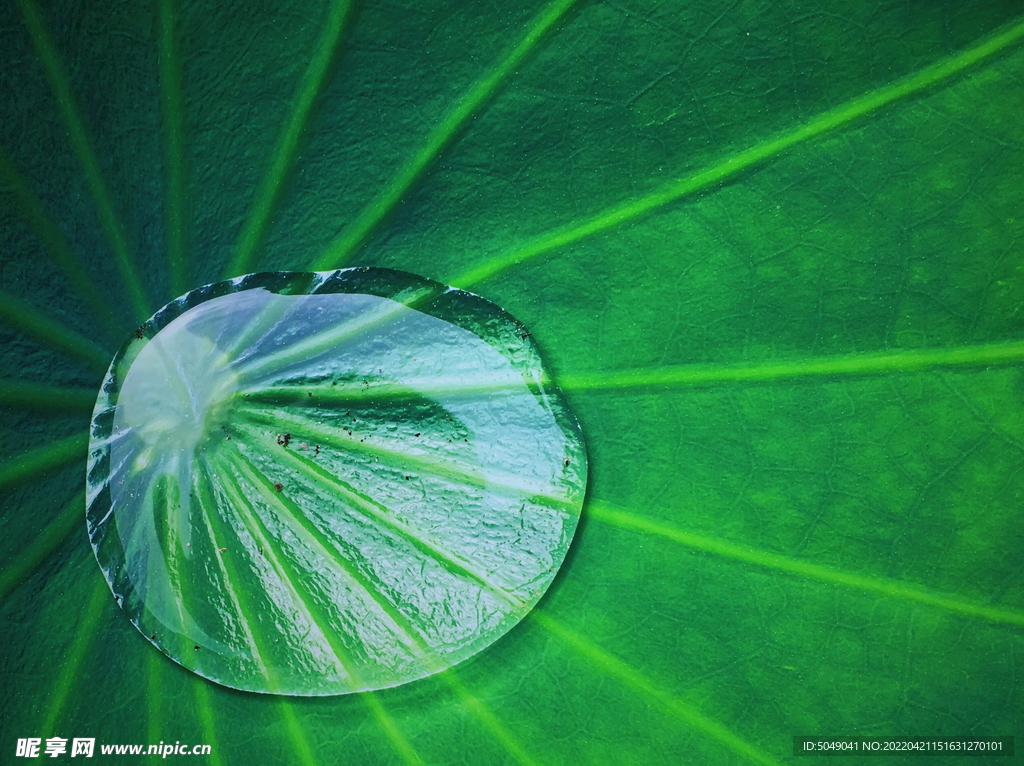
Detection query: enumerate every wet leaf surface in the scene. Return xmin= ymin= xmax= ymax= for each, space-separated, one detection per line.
xmin=1 ymin=0 xmax=1023 ymax=764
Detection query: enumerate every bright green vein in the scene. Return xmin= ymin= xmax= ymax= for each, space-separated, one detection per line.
xmin=449 ymin=14 xmax=1024 ymax=288
xmin=42 ymin=577 xmax=111 ymax=734
xmin=441 ymin=670 xmax=544 ymax=766
xmin=0 ymin=381 xmax=95 ymax=411
xmin=277 ymin=700 xmax=318 ymax=766
xmin=244 ymin=340 xmax=1024 ymax=401
xmin=18 ymin=0 xmax=150 ymax=323
xmin=191 ymin=683 xmax=223 ymax=766
xmin=225 ymin=0 xmax=354 ymax=279
xmin=0 ymin=291 xmax=110 ymax=373
xmin=531 ymin=609 xmax=783 ymax=766
xmin=0 ymin=490 xmax=84 ymax=603
xmin=559 ymin=340 xmax=1024 ymax=392
xmin=361 ymin=691 xmax=424 ymax=766
xmin=158 ymin=0 xmax=190 ymax=297
xmin=589 ymin=501 xmax=1024 ymax=627
xmin=0 ymin=146 xmax=121 ymax=336
xmin=310 ymin=0 xmax=579 ymax=271
xmin=0 ymin=432 xmax=89 ymax=492
xmin=147 ymin=651 xmax=162 ymax=746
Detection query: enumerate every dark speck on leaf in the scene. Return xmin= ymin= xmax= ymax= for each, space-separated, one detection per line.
xmin=194 ymin=645 xmax=199 ymax=651
xmin=274 ymin=482 xmax=283 ymax=492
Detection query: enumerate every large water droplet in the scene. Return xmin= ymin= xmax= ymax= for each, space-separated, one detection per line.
xmin=87 ymin=268 xmax=586 ymax=695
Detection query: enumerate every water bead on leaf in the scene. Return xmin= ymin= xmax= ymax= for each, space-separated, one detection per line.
xmin=86 ymin=268 xmax=587 ymax=695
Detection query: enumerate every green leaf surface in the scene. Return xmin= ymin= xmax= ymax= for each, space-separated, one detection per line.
xmin=1 ymin=0 xmax=1023 ymax=764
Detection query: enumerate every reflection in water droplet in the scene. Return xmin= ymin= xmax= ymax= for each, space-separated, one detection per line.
xmin=87 ymin=268 xmax=587 ymax=695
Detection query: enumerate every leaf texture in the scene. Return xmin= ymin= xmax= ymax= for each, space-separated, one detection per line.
xmin=1 ymin=0 xmax=1023 ymax=763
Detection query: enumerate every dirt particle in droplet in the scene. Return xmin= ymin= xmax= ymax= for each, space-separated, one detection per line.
xmin=218 ymin=547 xmax=227 ymax=553
xmin=194 ymin=645 xmax=200 ymax=651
